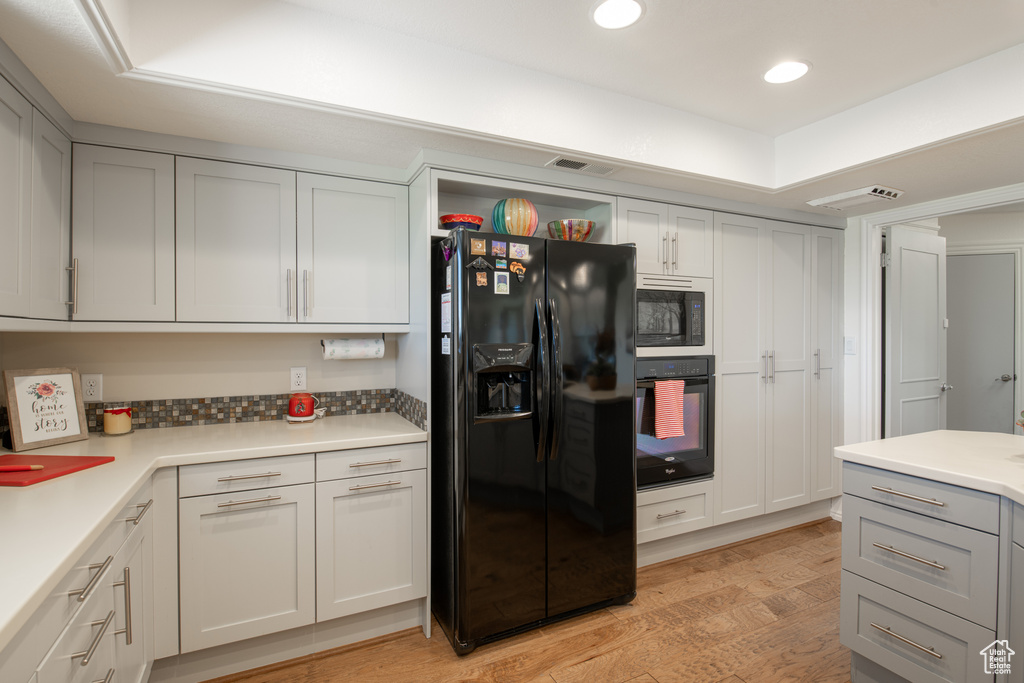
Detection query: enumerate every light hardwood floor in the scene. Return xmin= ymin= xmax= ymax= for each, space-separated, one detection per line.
xmin=209 ymin=519 xmax=849 ymax=683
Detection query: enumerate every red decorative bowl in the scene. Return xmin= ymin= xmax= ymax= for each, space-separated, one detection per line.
xmin=440 ymin=214 xmax=484 ymax=230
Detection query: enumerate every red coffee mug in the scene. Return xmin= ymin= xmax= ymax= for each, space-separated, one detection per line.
xmin=288 ymin=392 xmax=317 ymax=418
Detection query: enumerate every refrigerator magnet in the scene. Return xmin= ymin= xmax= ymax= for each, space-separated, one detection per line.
xmin=467 ymin=256 xmax=493 ymax=270
xmin=491 ymin=241 xmax=507 ymax=257
xmin=510 ymin=243 xmax=529 ymax=259
xmin=495 ymin=259 xmax=507 ymax=269
xmin=510 ymin=261 xmax=526 ymax=281
xmin=470 ymin=238 xmax=486 ymax=255
xmin=476 ymin=272 xmax=488 ymax=287
xmin=494 ymin=272 xmax=510 ymax=294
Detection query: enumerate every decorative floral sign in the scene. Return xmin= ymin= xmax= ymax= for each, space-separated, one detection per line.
xmin=3 ymin=368 xmax=88 ymax=452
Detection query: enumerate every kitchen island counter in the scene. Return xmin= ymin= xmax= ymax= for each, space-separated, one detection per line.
xmin=834 ymin=429 xmax=1024 ymax=503
xmin=0 ymin=412 xmax=427 ymax=655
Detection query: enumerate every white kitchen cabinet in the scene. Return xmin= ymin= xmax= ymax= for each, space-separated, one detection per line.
xmin=109 ymin=505 xmax=154 ymax=683
xmin=176 ymin=157 xmax=297 ymax=322
xmin=810 ymin=227 xmax=843 ymax=501
xmin=178 ymin=481 xmax=316 ymax=652
xmin=617 ymin=197 xmax=713 ymax=277
xmin=0 ymin=74 xmax=33 ymax=317
xmin=297 ymin=173 xmax=409 ymax=324
xmin=315 ymin=445 xmax=427 ymax=622
xmin=713 ymin=213 xmax=812 ymax=524
xmin=29 ymin=110 xmax=71 ymax=320
xmin=72 ymin=144 xmax=175 ymax=321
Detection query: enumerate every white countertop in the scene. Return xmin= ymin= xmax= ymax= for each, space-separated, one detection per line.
xmin=835 ymin=429 xmax=1024 ymax=502
xmin=0 ymin=412 xmax=426 ymax=654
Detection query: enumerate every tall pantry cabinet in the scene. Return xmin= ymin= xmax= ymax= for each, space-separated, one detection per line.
xmin=713 ymin=213 xmax=842 ymax=525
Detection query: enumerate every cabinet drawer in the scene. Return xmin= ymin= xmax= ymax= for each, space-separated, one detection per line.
xmin=316 ymin=443 xmax=425 ymax=482
xmin=840 ymin=571 xmax=994 ymax=683
xmin=178 ymin=454 xmax=314 ymax=497
xmin=36 ymin=574 xmax=116 ymax=683
xmin=637 ymin=480 xmax=714 ymax=544
xmin=1014 ymin=502 xmax=1024 ymax=548
xmin=843 ymin=494 xmax=998 ymax=628
xmin=843 ymin=462 xmax=999 ymax=533
xmin=109 ymin=477 xmax=154 ymax=553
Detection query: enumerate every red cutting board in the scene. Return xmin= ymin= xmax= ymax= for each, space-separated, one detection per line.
xmin=0 ymin=454 xmax=115 ymax=487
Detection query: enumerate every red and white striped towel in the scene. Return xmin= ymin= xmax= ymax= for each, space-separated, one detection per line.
xmin=654 ymin=380 xmax=686 ymax=439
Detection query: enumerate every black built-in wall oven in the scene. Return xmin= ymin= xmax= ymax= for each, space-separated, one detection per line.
xmin=635 ymin=355 xmax=714 ymax=489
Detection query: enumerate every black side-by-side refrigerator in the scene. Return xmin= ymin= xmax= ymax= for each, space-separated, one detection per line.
xmin=431 ymin=228 xmax=637 ymax=654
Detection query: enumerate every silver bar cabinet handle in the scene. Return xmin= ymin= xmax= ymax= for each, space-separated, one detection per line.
xmin=762 ymin=354 xmax=768 ymax=383
xmin=286 ymin=268 xmax=293 ymax=318
xmin=870 ymin=622 xmax=942 ymax=659
xmin=65 ymin=257 xmax=78 ymax=316
xmin=349 ymin=458 xmax=403 ymax=468
xmin=656 ymin=509 xmax=687 ymax=520
xmin=69 ymin=555 xmax=113 ymax=602
xmin=662 ymin=234 xmax=668 ymax=270
xmin=217 ymin=495 xmax=282 ymax=508
xmin=672 ymin=233 xmax=678 ymax=269
xmin=770 ymin=351 xmax=776 ymax=383
xmin=871 ymin=485 xmax=946 ymax=507
xmin=93 ymin=669 xmax=116 ymax=683
xmin=72 ymin=610 xmax=116 ymax=666
xmin=303 ymin=269 xmax=310 ymax=319
xmin=113 ymin=566 xmax=133 ymax=645
xmin=349 ymin=480 xmax=402 ymax=492
xmin=126 ymin=499 xmax=153 ymax=526
xmin=217 ymin=472 xmax=282 ymax=483
xmin=872 ymin=543 xmax=946 ymax=571
xmin=814 ymin=349 xmax=821 ymax=379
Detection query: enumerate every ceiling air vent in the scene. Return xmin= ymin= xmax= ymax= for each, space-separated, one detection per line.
xmin=546 ymin=156 xmax=617 ymax=177
xmin=807 ymin=185 xmax=904 ymax=211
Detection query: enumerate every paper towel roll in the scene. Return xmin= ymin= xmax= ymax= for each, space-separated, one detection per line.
xmin=321 ymin=338 xmax=385 ymax=360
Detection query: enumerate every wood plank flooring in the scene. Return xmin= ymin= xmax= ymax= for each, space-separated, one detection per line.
xmin=208 ymin=519 xmax=849 ymax=683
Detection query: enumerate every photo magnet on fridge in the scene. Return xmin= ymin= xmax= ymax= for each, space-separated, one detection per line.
xmin=476 ymin=272 xmax=488 ymax=286
xmin=470 ymin=238 xmax=486 ymax=255
xmin=495 ymin=259 xmax=507 ymax=269
xmin=491 ymin=241 xmax=507 ymax=257
xmin=494 ymin=272 xmax=510 ymax=294
xmin=510 ymin=243 xmax=529 ymax=259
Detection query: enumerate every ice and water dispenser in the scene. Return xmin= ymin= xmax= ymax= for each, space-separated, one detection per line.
xmin=472 ymin=343 xmax=533 ymax=421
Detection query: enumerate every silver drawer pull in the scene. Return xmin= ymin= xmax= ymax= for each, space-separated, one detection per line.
xmin=656 ymin=509 xmax=687 ymax=520
xmin=69 ymin=555 xmax=113 ymax=602
xmin=217 ymin=495 xmax=282 ymax=508
xmin=72 ymin=610 xmax=115 ymax=666
xmin=349 ymin=480 xmax=402 ymax=492
xmin=113 ymin=566 xmax=133 ymax=645
xmin=349 ymin=458 xmax=403 ymax=468
xmin=217 ymin=471 xmax=282 ymax=482
xmin=872 ymin=543 xmax=947 ymax=571
xmin=126 ymin=499 xmax=153 ymax=525
xmin=93 ymin=669 xmax=115 ymax=683
xmin=870 ymin=485 xmax=946 ymax=507
xmin=870 ymin=622 xmax=943 ymax=659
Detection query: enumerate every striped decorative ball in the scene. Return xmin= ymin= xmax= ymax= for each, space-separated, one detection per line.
xmin=491 ymin=198 xmax=539 ymax=236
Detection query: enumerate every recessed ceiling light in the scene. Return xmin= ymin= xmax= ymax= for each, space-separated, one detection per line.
xmin=592 ymin=0 xmax=645 ymax=29
xmin=764 ymin=61 xmax=811 ymax=84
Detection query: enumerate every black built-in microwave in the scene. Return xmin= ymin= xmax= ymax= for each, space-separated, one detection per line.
xmin=636 ymin=287 xmax=704 ymax=348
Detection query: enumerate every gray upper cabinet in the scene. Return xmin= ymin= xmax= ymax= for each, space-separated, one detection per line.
xmin=72 ymin=144 xmax=176 ymax=321
xmin=617 ymin=197 xmax=713 ymax=278
xmin=0 ymin=75 xmax=34 ymax=317
xmin=29 ymin=111 xmax=71 ymax=321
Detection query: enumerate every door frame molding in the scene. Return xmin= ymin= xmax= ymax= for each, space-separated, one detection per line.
xmin=946 ymin=245 xmax=1023 ymax=428
xmin=854 ymin=181 xmax=1024 ymax=442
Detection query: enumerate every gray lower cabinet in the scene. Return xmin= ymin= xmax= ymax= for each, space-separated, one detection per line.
xmin=840 ymin=462 xmax=999 ymax=682
xmin=1010 ymin=542 xmax=1024 ymax=683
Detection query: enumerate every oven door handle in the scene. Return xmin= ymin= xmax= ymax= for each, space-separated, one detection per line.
xmin=637 ymin=381 xmax=657 ymax=389
xmin=534 ymin=298 xmax=550 ymax=463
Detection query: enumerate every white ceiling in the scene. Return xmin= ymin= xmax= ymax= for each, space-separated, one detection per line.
xmin=2 ymin=0 xmax=1024 ymax=217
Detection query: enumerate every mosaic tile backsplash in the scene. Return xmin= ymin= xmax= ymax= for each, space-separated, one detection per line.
xmin=46 ymin=388 xmax=427 ymax=433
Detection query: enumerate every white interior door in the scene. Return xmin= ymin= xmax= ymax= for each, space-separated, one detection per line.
xmin=885 ymin=226 xmax=947 ymax=437
xmin=947 ymin=253 xmax=1015 ymax=433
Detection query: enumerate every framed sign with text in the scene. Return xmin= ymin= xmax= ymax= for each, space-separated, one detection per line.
xmin=3 ymin=368 xmax=89 ymax=452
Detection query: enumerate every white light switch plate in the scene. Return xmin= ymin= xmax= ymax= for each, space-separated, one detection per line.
xmin=844 ymin=336 xmax=857 ymax=355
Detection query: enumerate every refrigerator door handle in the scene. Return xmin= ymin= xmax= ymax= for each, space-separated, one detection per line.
xmin=535 ymin=299 xmax=550 ymax=463
xmin=549 ymin=297 xmax=564 ymax=461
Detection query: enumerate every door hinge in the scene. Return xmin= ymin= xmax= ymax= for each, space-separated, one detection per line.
xmin=880 ymin=252 xmax=892 ymax=268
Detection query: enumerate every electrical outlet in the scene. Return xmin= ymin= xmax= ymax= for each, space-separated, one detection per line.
xmin=82 ymin=374 xmax=103 ymax=402
xmin=290 ymin=366 xmax=307 ymax=391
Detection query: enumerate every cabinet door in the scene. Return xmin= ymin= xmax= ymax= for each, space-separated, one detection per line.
xmin=178 ymin=484 xmax=315 ymax=652
xmin=811 ymin=227 xmax=843 ymax=501
xmin=617 ymin=197 xmax=667 ymax=275
xmin=176 ymin=158 xmax=296 ymax=322
xmin=667 ymin=205 xmax=713 ymax=278
xmin=111 ymin=519 xmax=153 ymax=683
xmin=29 ymin=111 xmax=71 ymax=320
xmin=297 ymin=173 xmax=409 ymax=323
xmin=0 ymin=75 xmax=32 ymax=317
xmin=315 ymin=470 xmax=426 ymax=622
xmin=1011 ymin=542 xmax=1024 ymax=683
xmin=72 ymin=145 xmax=175 ymax=321
xmin=764 ymin=222 xmax=812 ymax=513
xmin=714 ymin=212 xmax=767 ymax=524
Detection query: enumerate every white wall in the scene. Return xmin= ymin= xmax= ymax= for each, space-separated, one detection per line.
xmin=940 ymin=211 xmax=1024 ymax=245
xmin=0 ymin=332 xmax=396 ymax=403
